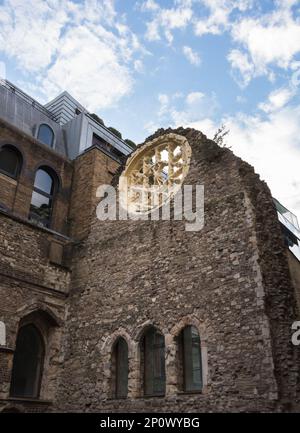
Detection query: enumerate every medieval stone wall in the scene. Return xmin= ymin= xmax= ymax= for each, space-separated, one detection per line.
xmin=0 ymin=212 xmax=71 ymax=412
xmin=56 ymin=128 xmax=300 ymax=412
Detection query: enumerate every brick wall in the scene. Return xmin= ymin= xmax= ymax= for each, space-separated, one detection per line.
xmin=0 ymin=118 xmax=73 ymax=234
xmin=69 ymin=145 xmax=120 ymax=240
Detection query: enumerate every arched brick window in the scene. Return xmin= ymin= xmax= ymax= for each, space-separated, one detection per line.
xmin=10 ymin=324 xmax=45 ymax=398
xmin=29 ymin=166 xmax=58 ymax=228
xmin=111 ymin=337 xmax=128 ymax=399
xmin=37 ymin=124 xmax=54 ymax=148
xmin=140 ymin=327 xmax=166 ymax=396
xmin=179 ymin=325 xmax=202 ymax=392
xmin=0 ymin=145 xmax=22 ymax=179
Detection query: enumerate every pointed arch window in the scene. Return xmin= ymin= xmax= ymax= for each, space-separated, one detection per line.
xmin=29 ymin=167 xmax=57 ymax=228
xmin=141 ymin=327 xmax=166 ymax=396
xmin=180 ymin=326 xmax=202 ymax=392
xmin=37 ymin=124 xmax=54 ymax=148
xmin=10 ymin=324 xmax=45 ymax=398
xmin=112 ymin=337 xmax=128 ymax=399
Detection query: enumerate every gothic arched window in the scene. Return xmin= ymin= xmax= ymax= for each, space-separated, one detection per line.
xmin=180 ymin=325 xmax=202 ymax=392
xmin=0 ymin=145 xmax=22 ymax=179
xmin=112 ymin=337 xmax=128 ymax=399
xmin=10 ymin=324 xmax=45 ymax=398
xmin=29 ymin=167 xmax=57 ymax=228
xmin=141 ymin=327 xmax=166 ymax=396
xmin=37 ymin=124 xmax=55 ymax=148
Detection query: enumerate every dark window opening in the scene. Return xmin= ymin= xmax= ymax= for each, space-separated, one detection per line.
xmin=180 ymin=326 xmax=202 ymax=392
xmin=10 ymin=324 xmax=45 ymax=399
xmin=142 ymin=328 xmax=165 ymax=396
xmin=0 ymin=145 xmax=22 ymax=179
xmin=92 ymin=134 xmax=124 ymax=163
xmin=29 ymin=168 xmax=56 ymax=228
xmin=37 ymin=124 xmax=54 ymax=147
xmin=281 ymin=224 xmax=299 ymax=249
xmin=112 ymin=338 xmax=129 ymax=399
xmin=75 ymin=108 xmax=81 ymax=115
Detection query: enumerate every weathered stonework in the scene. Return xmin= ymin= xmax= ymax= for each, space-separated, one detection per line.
xmin=1 ymin=124 xmax=300 ymax=413
xmin=55 ymin=128 xmax=300 ymax=412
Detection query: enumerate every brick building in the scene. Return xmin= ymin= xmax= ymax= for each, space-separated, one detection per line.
xmin=0 ymin=79 xmax=299 ymax=413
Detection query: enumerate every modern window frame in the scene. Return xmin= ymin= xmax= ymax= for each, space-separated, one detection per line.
xmin=29 ymin=167 xmax=58 ymax=228
xmin=36 ymin=123 xmax=55 ymax=148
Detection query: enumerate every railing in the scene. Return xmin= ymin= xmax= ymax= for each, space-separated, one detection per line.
xmin=0 ymin=78 xmax=58 ymax=123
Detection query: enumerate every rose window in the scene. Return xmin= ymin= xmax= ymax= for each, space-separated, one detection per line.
xmin=119 ymin=133 xmax=191 ymax=215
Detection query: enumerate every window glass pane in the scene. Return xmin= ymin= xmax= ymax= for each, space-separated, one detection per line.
xmin=0 ymin=148 xmax=20 ymax=177
xmin=116 ymin=338 xmax=128 ymax=398
xmin=10 ymin=325 xmax=44 ymax=398
xmin=183 ymin=326 xmax=202 ymax=392
xmin=38 ymin=124 xmax=54 ymax=147
xmin=30 ymin=191 xmax=51 ymax=226
xmin=34 ymin=169 xmax=53 ymax=194
xmin=144 ymin=328 xmax=165 ymax=396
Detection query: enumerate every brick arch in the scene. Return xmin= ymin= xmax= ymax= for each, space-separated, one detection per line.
xmin=31 ymin=162 xmax=62 ymax=192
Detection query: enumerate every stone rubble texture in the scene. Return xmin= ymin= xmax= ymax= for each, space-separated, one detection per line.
xmin=0 ymin=124 xmax=299 ymax=412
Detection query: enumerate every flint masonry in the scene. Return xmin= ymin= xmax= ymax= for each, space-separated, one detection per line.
xmin=0 ymin=79 xmax=300 ymax=413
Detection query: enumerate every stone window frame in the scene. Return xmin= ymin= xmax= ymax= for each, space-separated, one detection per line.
xmin=103 ymin=317 xmax=208 ymax=400
xmin=102 ymin=329 xmax=133 ymax=400
xmin=10 ymin=323 xmax=45 ymax=399
xmin=35 ymin=122 xmax=56 ymax=149
xmin=138 ymin=325 xmax=166 ymax=398
xmin=9 ymin=305 xmax=62 ymax=402
xmin=169 ymin=316 xmax=209 ymax=395
xmin=111 ymin=336 xmax=129 ymax=400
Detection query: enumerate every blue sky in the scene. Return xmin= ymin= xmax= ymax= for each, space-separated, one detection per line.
xmin=0 ymin=0 xmax=300 ymax=216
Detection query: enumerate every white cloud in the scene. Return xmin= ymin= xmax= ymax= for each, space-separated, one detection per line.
xmin=183 ymin=46 xmax=201 ymax=66
xmin=186 ymin=91 xmax=204 ymax=104
xmin=41 ymin=26 xmax=133 ymax=111
xmin=194 ymin=0 xmax=253 ymax=37
xmin=230 ymin=6 xmax=300 ymax=83
xmin=0 ymin=0 xmax=144 ymax=111
xmin=258 ymin=87 xmax=296 ymax=114
xmin=143 ymin=1 xmax=193 ymax=42
xmin=225 ymin=107 xmax=300 ymax=216
xmin=187 ymin=107 xmax=300 ymax=217
xmin=0 ymin=0 xmax=68 ymax=72
xmin=141 ymin=0 xmax=160 ymax=12
xmin=134 ymin=59 xmax=144 ymax=73
xmin=227 ymin=49 xmax=254 ymax=87
xmin=151 ymin=87 xmax=300 ymax=216
xmin=152 ymin=89 xmax=218 ymax=133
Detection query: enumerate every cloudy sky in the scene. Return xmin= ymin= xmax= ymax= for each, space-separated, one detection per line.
xmin=0 ymin=0 xmax=300 ymax=217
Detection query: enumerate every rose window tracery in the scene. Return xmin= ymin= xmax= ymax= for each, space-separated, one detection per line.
xmin=119 ymin=133 xmax=191 ymax=215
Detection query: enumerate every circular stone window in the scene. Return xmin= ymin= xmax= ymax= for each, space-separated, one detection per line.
xmin=119 ymin=133 xmax=192 ymax=215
